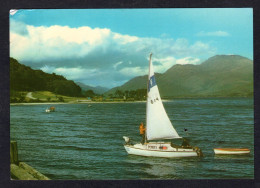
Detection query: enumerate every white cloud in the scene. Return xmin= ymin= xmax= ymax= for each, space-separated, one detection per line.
xmin=113 ymin=33 xmax=138 ymax=44
xmin=10 ymin=24 xmax=113 ymax=62
xmin=119 ymin=66 xmax=146 ymax=77
xmin=113 ymin=61 xmax=123 ymax=69
xmin=176 ymin=57 xmax=200 ymax=65
xmin=28 ymin=25 xmax=111 ymax=45
xmin=10 ymin=20 xmax=217 ymax=86
xmin=153 ymin=56 xmax=176 ymax=73
xmin=190 ymin=41 xmax=215 ymax=56
xmin=119 ymin=56 xmax=200 ymax=76
xmin=40 ymin=65 xmax=56 ymax=73
xmin=151 ymin=56 xmax=200 ymax=72
xmin=196 ymin=30 xmax=230 ymax=37
xmin=41 ymin=65 xmax=98 ymax=80
xmin=10 ymin=21 xmax=215 ymax=63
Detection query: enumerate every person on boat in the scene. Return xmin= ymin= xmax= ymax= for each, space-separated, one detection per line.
xmin=181 ymin=138 xmax=191 ymax=147
xmin=139 ymin=122 xmax=146 ymax=144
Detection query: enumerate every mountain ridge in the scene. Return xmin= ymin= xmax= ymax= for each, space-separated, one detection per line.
xmin=106 ymin=55 xmax=253 ymax=98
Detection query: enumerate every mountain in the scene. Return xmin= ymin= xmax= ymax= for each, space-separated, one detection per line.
xmin=76 ymin=82 xmax=109 ymax=95
xmin=106 ymin=55 xmax=253 ymax=98
xmin=105 ymin=73 xmax=162 ymax=95
xmin=10 ymin=57 xmax=82 ymax=97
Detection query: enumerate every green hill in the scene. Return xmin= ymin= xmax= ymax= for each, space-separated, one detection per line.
xmin=106 ymin=55 xmax=253 ymax=98
xmin=10 ymin=57 xmax=82 ymax=97
xmin=106 ymin=73 xmax=162 ymax=95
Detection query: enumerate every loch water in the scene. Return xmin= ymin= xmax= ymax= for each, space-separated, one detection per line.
xmin=10 ymin=98 xmax=254 ymax=180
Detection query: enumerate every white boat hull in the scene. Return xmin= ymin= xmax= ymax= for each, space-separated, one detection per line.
xmin=214 ymin=148 xmax=250 ymax=155
xmin=124 ymin=143 xmax=199 ymax=158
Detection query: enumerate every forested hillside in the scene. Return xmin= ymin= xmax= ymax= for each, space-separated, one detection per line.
xmin=10 ymin=57 xmax=82 ymax=97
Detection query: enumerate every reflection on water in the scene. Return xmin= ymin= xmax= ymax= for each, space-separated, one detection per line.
xmin=125 ymin=154 xmax=209 ymax=179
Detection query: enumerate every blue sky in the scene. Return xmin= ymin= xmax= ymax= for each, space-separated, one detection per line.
xmin=10 ymin=8 xmax=253 ymax=88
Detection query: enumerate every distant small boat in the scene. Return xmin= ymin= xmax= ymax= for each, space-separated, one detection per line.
xmin=45 ymin=106 xmax=55 ymax=113
xmin=214 ymin=148 xmax=250 ymax=155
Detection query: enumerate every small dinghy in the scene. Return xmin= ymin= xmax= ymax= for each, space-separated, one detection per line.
xmin=45 ymin=106 xmax=55 ymax=113
xmin=214 ymin=148 xmax=250 ymax=155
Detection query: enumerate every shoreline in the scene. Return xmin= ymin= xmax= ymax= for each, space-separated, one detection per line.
xmin=10 ymin=96 xmax=253 ymax=106
xmin=10 ymin=101 xmax=147 ymax=105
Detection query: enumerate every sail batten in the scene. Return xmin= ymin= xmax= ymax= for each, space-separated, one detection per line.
xmin=146 ymin=54 xmax=181 ymax=141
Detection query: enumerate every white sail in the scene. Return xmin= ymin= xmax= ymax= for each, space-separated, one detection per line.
xmin=146 ymin=53 xmax=181 ymax=140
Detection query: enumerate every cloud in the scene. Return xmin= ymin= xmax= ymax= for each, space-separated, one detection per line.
xmin=10 ymin=20 xmax=216 ymax=87
xmin=41 ymin=65 xmax=97 ymax=79
xmin=113 ymin=61 xmax=123 ymax=69
xmin=196 ymin=30 xmax=230 ymax=37
xmin=113 ymin=33 xmax=138 ymax=44
xmin=152 ymin=56 xmax=176 ymax=73
xmin=10 ymin=24 xmax=112 ymax=62
xmin=152 ymin=56 xmax=200 ymax=72
xmin=190 ymin=41 xmax=216 ymax=55
xmin=119 ymin=66 xmax=146 ymax=77
xmin=176 ymin=57 xmax=200 ymax=65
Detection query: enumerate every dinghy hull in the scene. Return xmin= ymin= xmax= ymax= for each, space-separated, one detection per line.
xmin=214 ymin=148 xmax=250 ymax=155
xmin=124 ymin=143 xmax=199 ymax=158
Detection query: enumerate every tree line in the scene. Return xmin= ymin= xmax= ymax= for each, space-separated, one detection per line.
xmin=109 ymin=89 xmax=147 ymax=100
xmin=84 ymin=88 xmax=147 ymax=101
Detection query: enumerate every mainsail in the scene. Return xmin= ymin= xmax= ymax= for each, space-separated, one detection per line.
xmin=146 ymin=53 xmax=181 ymax=140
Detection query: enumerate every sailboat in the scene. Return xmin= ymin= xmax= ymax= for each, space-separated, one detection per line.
xmin=123 ymin=53 xmax=203 ymax=158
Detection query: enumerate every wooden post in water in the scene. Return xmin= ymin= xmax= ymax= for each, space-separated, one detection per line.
xmin=10 ymin=141 xmax=19 ymax=165
xmin=10 ymin=140 xmax=50 ymax=180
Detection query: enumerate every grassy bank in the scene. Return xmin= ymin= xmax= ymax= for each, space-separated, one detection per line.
xmin=10 ymin=91 xmax=86 ymax=103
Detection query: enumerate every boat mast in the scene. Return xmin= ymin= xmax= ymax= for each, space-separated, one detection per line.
xmin=145 ymin=53 xmax=152 ymax=143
